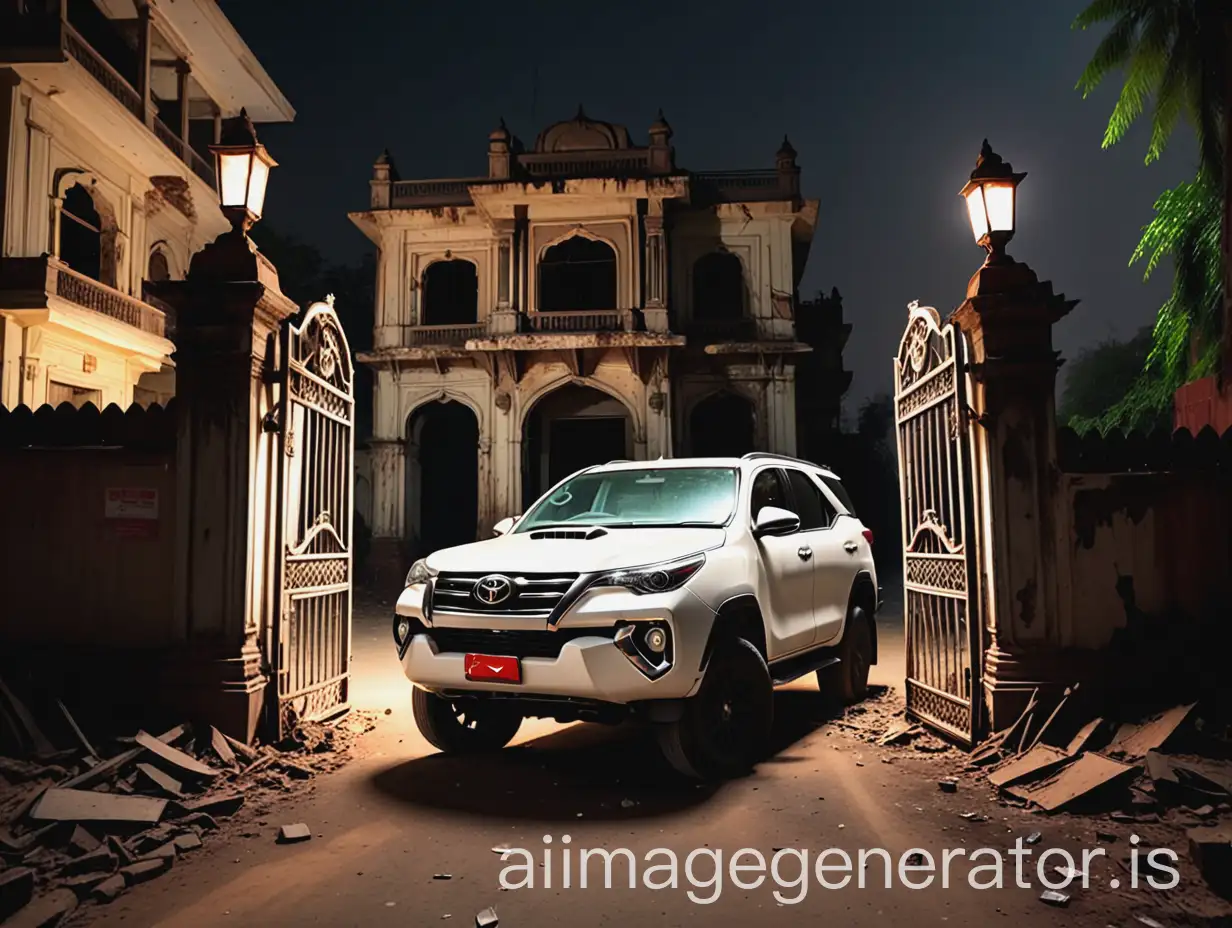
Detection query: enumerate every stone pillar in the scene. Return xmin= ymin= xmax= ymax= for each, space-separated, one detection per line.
xmin=370 ymin=151 xmax=395 ymax=210
xmin=643 ymin=204 xmax=669 ymax=333
xmin=489 ymin=220 xmax=519 ymax=334
xmin=136 ymin=1 xmax=153 ymax=128
xmin=176 ymin=60 xmax=191 ymax=160
xmin=149 ymin=224 xmax=298 ymax=744
xmin=776 ymin=137 xmax=800 ymax=201
xmin=488 ymin=121 xmax=512 ymax=180
xmin=367 ymin=438 xmax=406 ymax=585
xmin=950 ymin=257 xmax=1078 ymax=731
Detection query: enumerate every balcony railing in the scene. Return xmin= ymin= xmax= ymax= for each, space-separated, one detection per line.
xmin=402 ymin=323 xmax=486 ymax=347
xmin=390 ymin=179 xmax=480 ymax=208
xmin=689 ymin=170 xmax=792 ymax=204
xmin=518 ymin=150 xmax=652 ymax=178
xmin=0 ymin=256 xmax=165 ymax=338
xmin=0 ymin=14 xmax=216 ymax=191
xmin=526 ymin=310 xmax=632 ymax=333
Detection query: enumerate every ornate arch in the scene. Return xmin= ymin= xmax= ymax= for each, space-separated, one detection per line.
xmin=536 ymin=225 xmax=619 ymax=261
xmin=146 ymin=239 xmax=183 ymax=281
xmin=403 ymin=388 xmax=486 ymax=441
xmin=52 ymin=169 xmax=121 ymax=287
xmin=516 ymin=373 xmax=642 ymax=441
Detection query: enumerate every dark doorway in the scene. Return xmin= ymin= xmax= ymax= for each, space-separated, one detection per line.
xmin=407 ymin=401 xmax=478 ymax=558
xmin=690 ymin=392 xmax=756 ymax=457
xmin=522 ymin=384 xmax=630 ymax=509
xmin=421 ymin=260 xmax=478 ymax=325
xmin=692 ymin=252 xmax=744 ymax=321
xmin=60 ymin=184 xmax=102 ymax=281
xmin=539 ymin=236 xmax=616 ymax=312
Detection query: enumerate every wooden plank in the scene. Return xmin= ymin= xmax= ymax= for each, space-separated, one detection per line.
xmin=1007 ymin=753 xmax=1138 ymax=811
xmin=1065 ymin=718 xmax=1104 ymax=756
xmin=988 ymin=744 xmax=1072 ymax=788
xmin=134 ymin=731 xmax=218 ymax=779
xmin=1106 ymin=704 xmax=1196 ymax=759
xmin=58 ymin=700 xmax=97 ymax=759
xmin=59 ymin=724 xmax=188 ymax=791
xmin=29 ymin=789 xmax=166 ymax=824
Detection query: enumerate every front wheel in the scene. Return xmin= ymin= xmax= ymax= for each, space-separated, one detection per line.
xmin=658 ymin=637 xmax=773 ymax=780
xmin=411 ymin=688 xmax=523 ymax=754
xmin=820 ymin=605 xmax=872 ymax=704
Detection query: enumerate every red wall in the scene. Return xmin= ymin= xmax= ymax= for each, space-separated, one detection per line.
xmin=1174 ymin=375 xmax=1232 ymax=434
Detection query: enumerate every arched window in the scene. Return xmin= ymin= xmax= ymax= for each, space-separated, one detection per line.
xmin=539 ymin=236 xmax=616 ymax=312
xmin=147 ymin=249 xmax=171 ymax=282
xmin=421 ymin=259 xmax=478 ymax=326
xmin=692 ymin=251 xmax=744 ymax=321
xmin=59 ymin=184 xmax=102 ymax=281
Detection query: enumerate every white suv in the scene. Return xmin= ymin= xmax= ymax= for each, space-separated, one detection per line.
xmin=392 ymin=453 xmax=879 ymax=779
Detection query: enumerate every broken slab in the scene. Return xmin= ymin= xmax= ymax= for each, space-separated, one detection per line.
xmin=2 ymin=888 xmax=76 ymax=928
xmin=66 ymin=825 xmax=101 ymax=857
xmin=1106 ymin=704 xmax=1196 ymax=759
xmin=475 ymin=907 xmax=499 ymax=927
xmin=60 ymin=871 xmax=113 ymax=899
xmin=140 ymin=842 xmax=178 ymax=862
xmin=90 ymin=874 xmax=126 ymax=904
xmin=988 ymin=745 xmax=1071 ymax=789
xmin=277 ymin=824 xmax=311 ymax=844
xmin=29 ymin=789 xmax=166 ymax=825
xmin=1188 ymin=823 xmax=1232 ymax=899
xmin=1007 ymin=752 xmax=1138 ymax=811
xmin=133 ymin=731 xmax=218 ymax=779
xmin=0 ymin=866 xmax=35 ymax=922
xmin=135 ymin=763 xmax=185 ymax=799
xmin=1065 ymin=718 xmax=1104 ymax=755
xmin=172 ymin=832 xmax=202 ymax=853
xmin=58 ymin=724 xmax=187 ymax=791
xmin=120 ymin=856 xmax=172 ymax=886
xmin=58 ymin=846 xmax=116 ymax=878
xmin=182 ymin=791 xmax=244 ymax=818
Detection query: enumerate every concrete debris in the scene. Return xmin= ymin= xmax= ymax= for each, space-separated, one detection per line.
xmin=30 ymin=789 xmax=167 ymax=825
xmin=90 ymin=874 xmax=126 ymax=904
xmin=1187 ymin=823 xmax=1232 ymax=898
xmin=66 ymin=825 xmax=101 ymax=857
xmin=1025 ymin=832 xmax=1042 ymax=845
xmin=938 ymin=778 xmax=957 ymax=793
xmin=1133 ymin=916 xmax=1165 ymax=928
xmin=2 ymin=887 xmax=76 ymax=927
xmin=1038 ymin=890 xmax=1070 ymax=907
xmin=58 ymin=846 xmax=116 ymax=878
xmin=182 ymin=791 xmax=245 ymax=818
xmin=173 ymin=832 xmax=203 ymax=853
xmin=121 ymin=857 xmax=173 ymax=885
xmin=434 ymin=873 xmax=453 ymax=880
xmin=209 ymin=727 xmax=238 ymax=768
xmin=135 ymin=762 xmax=185 ymax=799
xmin=277 ymin=823 xmax=312 ymax=844
xmin=475 ymin=906 xmax=499 ymax=927
xmin=0 ymin=867 xmax=35 ymax=921
xmin=1106 ymin=704 xmax=1197 ymax=760
xmin=133 ymin=731 xmax=219 ymax=780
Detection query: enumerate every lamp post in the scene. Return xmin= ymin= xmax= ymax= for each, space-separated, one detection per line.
xmin=210 ymin=107 xmax=277 ymax=234
xmin=959 ymin=140 xmax=1025 ymax=266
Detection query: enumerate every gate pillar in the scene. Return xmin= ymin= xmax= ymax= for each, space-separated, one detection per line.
xmin=950 ymin=256 xmax=1078 ymax=732
xmin=151 ymin=225 xmax=297 ymax=744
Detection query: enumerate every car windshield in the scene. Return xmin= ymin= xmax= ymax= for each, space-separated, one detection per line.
xmin=515 ymin=467 xmax=739 ymax=532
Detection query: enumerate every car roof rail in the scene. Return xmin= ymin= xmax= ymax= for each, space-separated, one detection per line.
xmin=741 ymin=452 xmax=833 ymax=471
xmin=606 ymin=459 xmax=631 ymax=465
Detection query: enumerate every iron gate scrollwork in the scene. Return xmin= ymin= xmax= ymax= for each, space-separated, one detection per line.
xmin=273 ymin=296 xmax=355 ymax=734
xmin=894 ymin=300 xmax=984 ymax=745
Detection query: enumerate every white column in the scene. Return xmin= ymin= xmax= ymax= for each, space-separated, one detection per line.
xmin=369 ymin=439 xmax=405 ymax=541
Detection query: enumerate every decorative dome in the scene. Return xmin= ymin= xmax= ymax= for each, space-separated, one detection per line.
xmin=533 ymin=106 xmax=632 ymax=153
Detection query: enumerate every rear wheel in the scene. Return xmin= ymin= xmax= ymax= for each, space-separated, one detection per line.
xmin=411 ymin=687 xmax=523 ymax=753
xmin=820 ymin=605 xmax=872 ymax=704
xmin=658 ymin=637 xmax=773 ymax=779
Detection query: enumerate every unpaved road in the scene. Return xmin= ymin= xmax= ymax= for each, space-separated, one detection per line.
xmin=69 ymin=595 xmax=1162 ymax=927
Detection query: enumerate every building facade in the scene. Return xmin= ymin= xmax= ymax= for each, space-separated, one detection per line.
xmin=0 ymin=0 xmax=293 ymax=411
xmin=350 ymin=110 xmax=850 ymax=572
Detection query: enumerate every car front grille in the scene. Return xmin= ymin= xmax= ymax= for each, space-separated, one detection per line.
xmin=430 ymin=571 xmax=580 ymax=619
xmin=425 ymin=627 xmax=615 ymax=660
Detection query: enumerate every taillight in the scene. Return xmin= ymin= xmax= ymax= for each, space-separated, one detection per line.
xmin=862 ymin=529 xmax=874 ymax=546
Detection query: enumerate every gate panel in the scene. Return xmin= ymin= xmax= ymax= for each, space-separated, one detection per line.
xmin=894 ymin=301 xmax=983 ymax=745
xmin=274 ymin=296 xmax=354 ymax=733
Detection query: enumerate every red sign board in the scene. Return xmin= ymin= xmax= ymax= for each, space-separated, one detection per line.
xmin=464 ymin=653 xmax=522 ymax=684
xmin=104 ymin=487 xmax=159 ymax=540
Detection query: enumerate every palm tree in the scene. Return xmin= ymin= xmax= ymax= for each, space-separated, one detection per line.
xmin=1073 ymin=0 xmax=1227 ymax=185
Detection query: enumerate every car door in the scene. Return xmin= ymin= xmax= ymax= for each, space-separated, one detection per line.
xmin=749 ymin=466 xmax=816 ymax=659
xmin=783 ymin=468 xmax=850 ymax=646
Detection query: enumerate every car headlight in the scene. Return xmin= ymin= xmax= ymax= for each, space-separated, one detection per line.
xmin=594 ymin=553 xmax=705 ymax=595
xmin=405 ymin=558 xmax=436 ymax=587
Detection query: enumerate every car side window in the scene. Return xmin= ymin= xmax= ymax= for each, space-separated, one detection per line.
xmin=749 ymin=468 xmax=788 ymax=520
xmin=785 ymin=469 xmax=837 ymax=530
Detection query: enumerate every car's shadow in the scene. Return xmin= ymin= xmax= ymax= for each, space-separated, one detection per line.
xmin=367 ymin=685 xmax=884 ymax=822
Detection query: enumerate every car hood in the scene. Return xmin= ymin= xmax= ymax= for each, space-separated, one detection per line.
xmin=425 ymin=527 xmax=728 ymax=575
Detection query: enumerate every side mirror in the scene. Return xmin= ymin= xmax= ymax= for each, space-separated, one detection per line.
xmin=753 ymin=506 xmax=800 ymax=538
xmin=492 ymin=517 xmax=516 ymax=537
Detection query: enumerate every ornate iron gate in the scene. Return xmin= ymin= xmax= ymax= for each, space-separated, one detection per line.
xmin=273 ymin=296 xmax=355 ymax=733
xmin=894 ymin=301 xmax=983 ymax=745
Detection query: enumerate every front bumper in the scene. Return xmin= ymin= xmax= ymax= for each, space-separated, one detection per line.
xmin=395 ymin=584 xmax=712 ymax=704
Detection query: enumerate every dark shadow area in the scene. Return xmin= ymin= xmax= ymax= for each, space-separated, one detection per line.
xmin=539 ymin=236 xmax=616 ymax=311
xmin=689 ymin=391 xmax=755 ymax=457
xmin=407 ymin=401 xmax=478 ymax=559
xmin=367 ymin=687 xmax=850 ymax=822
xmin=60 ymin=183 xmax=101 ymax=281
xmin=421 ymin=259 xmax=478 ymax=325
xmin=521 ymin=384 xmax=629 ymax=509
xmin=692 ymin=251 xmax=744 ymax=321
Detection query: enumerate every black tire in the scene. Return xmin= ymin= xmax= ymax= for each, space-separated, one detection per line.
xmin=411 ymin=687 xmax=522 ymax=754
xmin=658 ymin=637 xmax=773 ymax=780
xmin=820 ymin=605 xmax=872 ymax=704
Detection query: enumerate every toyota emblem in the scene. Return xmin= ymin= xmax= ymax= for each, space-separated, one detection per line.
xmin=474 ymin=574 xmax=514 ymax=605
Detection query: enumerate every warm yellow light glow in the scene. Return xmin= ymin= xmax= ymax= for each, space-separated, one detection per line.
xmin=965 ymin=188 xmax=988 ymax=242
xmin=983 ymin=181 xmax=1014 ymax=233
xmin=246 ymin=158 xmax=270 ymax=217
xmin=218 ymin=152 xmax=251 ymax=209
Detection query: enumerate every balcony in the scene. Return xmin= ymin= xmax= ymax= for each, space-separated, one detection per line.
xmin=0 ymin=8 xmax=217 ymax=190
xmin=525 ymin=310 xmax=633 ymax=334
xmin=401 ymin=323 xmax=486 ymax=347
xmin=1 ymin=255 xmax=167 ymax=338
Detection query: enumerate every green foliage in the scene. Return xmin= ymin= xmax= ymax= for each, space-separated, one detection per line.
xmin=1073 ymin=0 xmax=1226 ymax=182
xmin=1059 ymin=326 xmax=1160 ymax=431
xmin=1069 ymin=171 xmax=1224 ymax=434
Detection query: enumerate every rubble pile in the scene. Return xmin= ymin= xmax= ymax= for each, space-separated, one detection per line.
xmin=0 ymin=676 xmax=378 ymax=924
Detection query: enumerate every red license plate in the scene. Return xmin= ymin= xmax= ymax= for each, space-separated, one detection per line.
xmin=464 ymin=653 xmax=522 ymax=684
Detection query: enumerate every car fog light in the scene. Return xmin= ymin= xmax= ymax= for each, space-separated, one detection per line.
xmin=645 ymin=627 xmax=668 ymax=654
xmin=396 ymin=619 xmax=411 ymax=644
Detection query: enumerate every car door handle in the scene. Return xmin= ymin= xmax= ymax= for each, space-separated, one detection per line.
xmin=843 ymin=541 xmax=858 ymax=554
xmin=797 ymin=546 xmax=812 ymax=560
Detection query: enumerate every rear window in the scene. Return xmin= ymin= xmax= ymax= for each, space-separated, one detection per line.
xmin=819 ymin=475 xmax=856 ymax=515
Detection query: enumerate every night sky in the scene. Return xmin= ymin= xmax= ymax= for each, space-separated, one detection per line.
xmin=219 ymin=0 xmax=1197 ymax=411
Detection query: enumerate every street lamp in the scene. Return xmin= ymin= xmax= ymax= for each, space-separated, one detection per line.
xmin=210 ymin=107 xmax=277 ymax=233
xmin=959 ymin=140 xmax=1025 ymax=264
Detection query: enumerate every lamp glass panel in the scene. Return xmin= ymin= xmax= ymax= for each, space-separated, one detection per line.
xmin=246 ymin=158 xmax=270 ymax=217
xmin=964 ymin=188 xmax=989 ymax=242
xmin=984 ymin=182 xmax=1015 ymax=232
xmin=218 ymin=152 xmax=252 ymax=209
